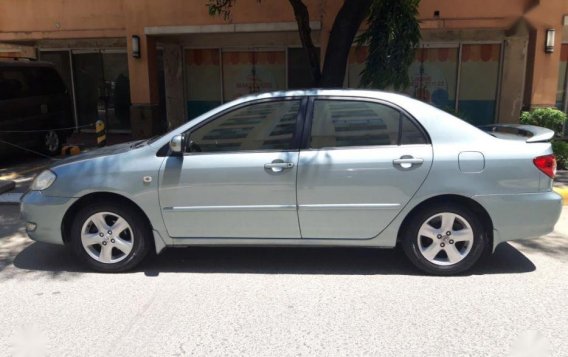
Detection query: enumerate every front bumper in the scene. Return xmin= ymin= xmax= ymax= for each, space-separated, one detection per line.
xmin=20 ymin=191 xmax=77 ymax=245
xmin=474 ymin=191 xmax=562 ymax=249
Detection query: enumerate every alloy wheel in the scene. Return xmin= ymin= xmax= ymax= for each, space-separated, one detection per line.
xmin=44 ymin=130 xmax=60 ymax=153
xmin=416 ymin=212 xmax=474 ymax=266
xmin=80 ymin=212 xmax=134 ymax=264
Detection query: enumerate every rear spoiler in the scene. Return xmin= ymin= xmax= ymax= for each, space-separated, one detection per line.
xmin=478 ymin=124 xmax=555 ymax=143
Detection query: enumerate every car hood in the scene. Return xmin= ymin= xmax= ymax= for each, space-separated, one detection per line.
xmin=52 ymin=141 xmax=141 ymax=167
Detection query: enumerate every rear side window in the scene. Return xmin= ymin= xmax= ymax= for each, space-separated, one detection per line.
xmin=33 ymin=68 xmax=66 ymax=95
xmin=309 ymin=100 xmax=427 ymax=148
xmin=0 ymin=67 xmax=66 ymax=100
xmin=401 ymin=115 xmax=428 ymax=145
xmin=0 ymin=69 xmax=30 ymax=100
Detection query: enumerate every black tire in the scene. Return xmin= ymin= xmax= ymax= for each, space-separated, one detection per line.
xmin=70 ymin=202 xmax=151 ymax=272
xmin=401 ymin=203 xmax=487 ymax=275
xmin=41 ymin=130 xmax=62 ymax=156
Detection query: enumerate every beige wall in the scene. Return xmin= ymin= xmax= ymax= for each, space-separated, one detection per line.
xmin=1 ymin=0 xmax=567 ymax=127
xmin=523 ymin=1 xmax=567 ymax=107
xmin=0 ymin=0 xmax=125 ymax=41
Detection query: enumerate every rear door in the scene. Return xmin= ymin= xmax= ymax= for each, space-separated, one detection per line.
xmin=297 ymin=97 xmax=433 ymax=239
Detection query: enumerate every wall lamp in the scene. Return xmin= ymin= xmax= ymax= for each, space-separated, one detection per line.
xmin=545 ymin=29 xmax=555 ymax=53
xmin=132 ymin=35 xmax=141 ymax=58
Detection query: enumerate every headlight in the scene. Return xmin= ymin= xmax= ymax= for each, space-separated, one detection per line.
xmin=30 ymin=170 xmax=57 ymax=191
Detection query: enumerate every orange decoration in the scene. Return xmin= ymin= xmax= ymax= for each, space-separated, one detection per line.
xmin=461 ymin=45 xmax=471 ymax=62
xmin=480 ymin=44 xmax=493 ymax=62
xmin=438 ymin=48 xmax=450 ymax=62
xmin=229 ymin=52 xmax=240 ymax=65
xmin=193 ymin=50 xmax=203 ymax=66
xmin=356 ymin=47 xmax=368 ymax=64
xmin=267 ymin=51 xmax=276 ymax=64
xmin=420 ymin=48 xmax=428 ymax=62
xmin=561 ymin=44 xmax=568 ymax=62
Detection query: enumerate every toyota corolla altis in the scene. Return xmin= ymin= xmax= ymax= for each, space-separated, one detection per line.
xmin=21 ymin=90 xmax=562 ymax=275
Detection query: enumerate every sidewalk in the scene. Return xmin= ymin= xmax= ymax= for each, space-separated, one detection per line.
xmin=553 ymin=170 xmax=568 ymax=204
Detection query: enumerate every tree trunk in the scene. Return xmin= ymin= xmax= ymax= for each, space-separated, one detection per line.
xmin=288 ymin=0 xmax=321 ymax=86
xmin=320 ymin=0 xmax=373 ymax=87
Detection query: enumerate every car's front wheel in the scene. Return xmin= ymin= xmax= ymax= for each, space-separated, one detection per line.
xmin=401 ymin=203 xmax=487 ymax=275
xmin=70 ymin=203 xmax=151 ymax=272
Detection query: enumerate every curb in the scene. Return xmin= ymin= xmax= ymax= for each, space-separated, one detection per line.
xmin=553 ymin=186 xmax=568 ymax=205
xmin=0 ymin=180 xmax=15 ymax=194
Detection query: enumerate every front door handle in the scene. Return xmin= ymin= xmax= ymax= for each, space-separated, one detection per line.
xmin=393 ymin=156 xmax=424 ymax=169
xmin=264 ymin=162 xmax=294 ymax=173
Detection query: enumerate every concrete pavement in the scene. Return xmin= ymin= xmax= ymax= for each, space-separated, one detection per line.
xmin=1 ymin=204 xmax=567 ymax=356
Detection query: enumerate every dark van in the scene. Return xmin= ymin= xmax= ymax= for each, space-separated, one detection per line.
xmin=0 ymin=61 xmax=73 ymax=157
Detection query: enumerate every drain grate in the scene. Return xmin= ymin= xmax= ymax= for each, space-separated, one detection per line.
xmin=0 ymin=192 xmax=23 ymax=204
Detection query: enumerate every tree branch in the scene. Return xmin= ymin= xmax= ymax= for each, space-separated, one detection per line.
xmin=207 ymin=0 xmax=236 ymax=20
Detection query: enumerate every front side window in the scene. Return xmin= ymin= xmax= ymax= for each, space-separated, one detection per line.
xmin=310 ymin=100 xmax=427 ymax=148
xmin=188 ymin=100 xmax=301 ymax=153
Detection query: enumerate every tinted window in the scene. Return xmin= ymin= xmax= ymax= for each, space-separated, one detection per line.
xmin=310 ymin=100 xmax=427 ymax=148
xmin=34 ymin=68 xmax=66 ymax=95
xmin=0 ymin=67 xmax=66 ymax=100
xmin=401 ymin=115 xmax=427 ymax=144
xmin=0 ymin=69 xmax=30 ymax=100
xmin=310 ymin=100 xmax=401 ymax=148
xmin=188 ymin=100 xmax=300 ymax=152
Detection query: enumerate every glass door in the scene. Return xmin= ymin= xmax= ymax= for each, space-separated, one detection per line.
xmin=39 ymin=50 xmax=77 ymax=128
xmin=72 ymin=50 xmax=130 ymax=132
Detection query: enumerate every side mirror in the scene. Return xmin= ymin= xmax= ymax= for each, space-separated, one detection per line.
xmin=169 ymin=135 xmax=184 ymax=154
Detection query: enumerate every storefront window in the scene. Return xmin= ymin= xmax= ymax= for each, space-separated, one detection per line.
xmin=405 ymin=47 xmax=459 ymax=112
xmin=185 ymin=49 xmax=222 ymax=119
xmin=221 ymin=50 xmax=286 ymax=101
xmin=457 ymin=44 xmax=501 ymax=125
xmin=556 ymin=44 xmax=568 ymax=112
xmin=73 ymin=51 xmax=130 ymax=131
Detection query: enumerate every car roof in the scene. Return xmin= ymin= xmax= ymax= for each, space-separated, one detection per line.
xmin=0 ymin=60 xmax=57 ymax=68
xmin=236 ymin=88 xmax=410 ymax=102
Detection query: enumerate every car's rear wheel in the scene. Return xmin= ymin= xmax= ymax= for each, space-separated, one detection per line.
xmin=70 ymin=203 xmax=151 ymax=272
xmin=401 ymin=203 xmax=487 ymax=275
xmin=42 ymin=130 xmax=61 ymax=155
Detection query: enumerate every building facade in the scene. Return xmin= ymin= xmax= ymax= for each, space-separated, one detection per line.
xmin=1 ymin=0 xmax=567 ymax=137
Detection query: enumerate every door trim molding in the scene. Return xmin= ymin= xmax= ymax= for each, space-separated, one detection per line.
xmin=163 ymin=205 xmax=297 ymax=212
xmin=299 ymin=203 xmax=401 ymax=210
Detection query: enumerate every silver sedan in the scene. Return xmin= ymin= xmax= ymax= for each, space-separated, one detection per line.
xmin=20 ymin=90 xmax=562 ymax=275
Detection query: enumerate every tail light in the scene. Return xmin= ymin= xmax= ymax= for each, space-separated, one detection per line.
xmin=533 ymin=154 xmax=556 ymax=178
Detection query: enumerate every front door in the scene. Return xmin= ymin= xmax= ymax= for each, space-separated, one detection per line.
xmin=159 ymin=99 xmax=304 ymax=239
xmin=297 ymin=98 xmax=433 ymax=239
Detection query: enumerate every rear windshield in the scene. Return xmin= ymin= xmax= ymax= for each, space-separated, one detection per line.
xmin=0 ymin=66 xmax=66 ymax=100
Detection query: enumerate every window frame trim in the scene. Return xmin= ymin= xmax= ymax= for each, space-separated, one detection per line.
xmin=301 ymin=96 xmax=431 ymax=150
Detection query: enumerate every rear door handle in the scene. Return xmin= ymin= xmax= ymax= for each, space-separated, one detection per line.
xmin=393 ymin=156 xmax=424 ymax=169
xmin=264 ymin=162 xmax=294 ymax=173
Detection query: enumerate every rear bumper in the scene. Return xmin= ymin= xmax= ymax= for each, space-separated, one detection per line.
xmin=20 ymin=191 xmax=77 ymax=245
xmin=473 ymin=191 xmax=562 ymax=249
